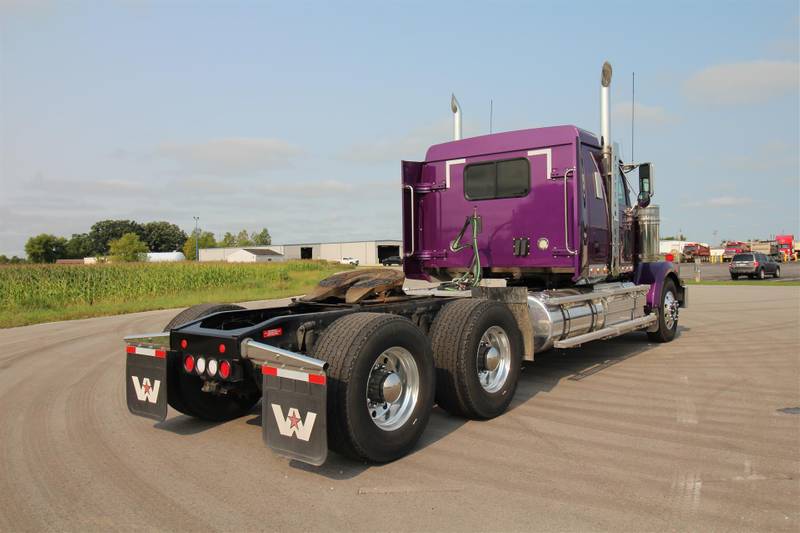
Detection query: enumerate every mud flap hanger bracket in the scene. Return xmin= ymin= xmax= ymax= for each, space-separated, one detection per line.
xmin=240 ymin=338 xmax=328 ymax=374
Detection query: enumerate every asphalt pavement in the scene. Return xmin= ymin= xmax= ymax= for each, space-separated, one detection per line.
xmin=0 ymin=285 xmax=798 ymax=532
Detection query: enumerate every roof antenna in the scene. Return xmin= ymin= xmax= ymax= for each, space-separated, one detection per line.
xmin=489 ymin=99 xmax=493 ymax=134
xmin=631 ymin=72 xmax=635 ymax=161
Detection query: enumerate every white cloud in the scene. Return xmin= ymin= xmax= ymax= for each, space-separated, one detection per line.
xmin=340 ymin=120 xmax=451 ymax=164
xmin=725 ymin=140 xmax=800 ymax=174
xmin=265 ymin=179 xmax=355 ymax=197
xmin=156 ymin=138 xmax=302 ymax=176
xmin=689 ymin=196 xmax=754 ymax=208
xmin=683 ymin=61 xmax=799 ymax=105
xmin=612 ymin=101 xmax=674 ymax=126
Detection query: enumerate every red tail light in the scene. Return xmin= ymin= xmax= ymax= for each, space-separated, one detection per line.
xmin=754 ymin=261 xmax=759 ymax=267
xmin=263 ymin=327 xmax=283 ymax=339
xmin=183 ymin=355 xmax=195 ymax=373
xmin=219 ymin=360 xmax=231 ymax=379
xmin=180 ymin=339 xmax=188 ymax=349
xmin=218 ymin=343 xmax=226 ymax=354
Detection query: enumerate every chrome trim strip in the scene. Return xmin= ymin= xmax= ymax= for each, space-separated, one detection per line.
xmin=554 ymin=314 xmax=656 ymax=349
xmin=240 ymin=338 xmax=327 ymax=374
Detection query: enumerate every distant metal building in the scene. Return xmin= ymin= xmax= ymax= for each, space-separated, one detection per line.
xmin=199 ymin=240 xmax=402 ymax=266
xmin=226 ymin=248 xmax=285 ymax=263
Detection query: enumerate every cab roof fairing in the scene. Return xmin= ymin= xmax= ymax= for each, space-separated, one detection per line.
xmin=424 ymin=125 xmax=600 ymax=164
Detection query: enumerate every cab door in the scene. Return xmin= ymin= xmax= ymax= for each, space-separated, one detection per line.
xmin=617 ymin=168 xmax=635 ymax=268
xmin=581 ymin=149 xmax=609 ymax=267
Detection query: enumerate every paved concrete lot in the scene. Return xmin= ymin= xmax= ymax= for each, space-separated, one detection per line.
xmin=1 ymin=285 xmax=798 ymax=532
xmin=677 ymin=261 xmax=800 ymax=281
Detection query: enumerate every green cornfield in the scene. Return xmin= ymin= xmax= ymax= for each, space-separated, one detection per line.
xmin=0 ymin=260 xmax=345 ymax=327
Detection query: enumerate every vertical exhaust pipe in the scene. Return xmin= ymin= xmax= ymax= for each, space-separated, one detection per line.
xmin=451 ymin=94 xmax=462 ymax=140
xmin=600 ymin=61 xmax=612 ymax=151
xmin=600 ymin=61 xmax=620 ymax=276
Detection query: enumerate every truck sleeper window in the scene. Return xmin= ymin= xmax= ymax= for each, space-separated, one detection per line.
xmin=464 ymin=158 xmax=530 ymax=200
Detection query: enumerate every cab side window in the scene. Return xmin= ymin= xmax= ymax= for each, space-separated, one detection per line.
xmin=616 ymin=170 xmax=630 ymax=208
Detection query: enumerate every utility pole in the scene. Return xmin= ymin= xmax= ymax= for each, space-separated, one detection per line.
xmin=193 ymin=216 xmax=200 ymax=261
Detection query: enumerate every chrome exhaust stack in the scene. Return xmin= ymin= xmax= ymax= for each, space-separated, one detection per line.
xmin=600 ymin=61 xmax=620 ymax=276
xmin=451 ymin=94 xmax=462 ymax=140
xmin=600 ymin=61 xmax=612 ymax=150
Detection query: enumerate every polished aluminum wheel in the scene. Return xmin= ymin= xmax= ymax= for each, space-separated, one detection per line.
xmin=366 ymin=347 xmax=420 ymax=431
xmin=476 ymin=326 xmax=511 ymax=393
xmin=663 ymin=290 xmax=678 ymax=330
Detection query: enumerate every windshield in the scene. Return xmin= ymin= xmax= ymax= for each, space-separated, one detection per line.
xmin=732 ymin=253 xmax=753 ymax=262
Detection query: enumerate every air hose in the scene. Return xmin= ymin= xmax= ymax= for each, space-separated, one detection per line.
xmin=442 ymin=208 xmax=482 ymax=290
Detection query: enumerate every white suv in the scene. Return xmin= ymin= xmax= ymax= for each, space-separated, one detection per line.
xmin=340 ymin=257 xmax=359 ymax=266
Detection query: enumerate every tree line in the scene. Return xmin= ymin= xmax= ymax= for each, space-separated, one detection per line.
xmin=13 ymin=220 xmax=271 ymax=263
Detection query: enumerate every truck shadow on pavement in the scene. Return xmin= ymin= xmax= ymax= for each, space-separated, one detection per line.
xmin=156 ymin=327 xmax=688 ymax=478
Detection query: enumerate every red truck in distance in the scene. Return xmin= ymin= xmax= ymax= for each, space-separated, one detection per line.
xmin=682 ymin=243 xmax=710 ymax=262
xmin=722 ymin=241 xmax=750 ymax=262
xmin=776 ymin=235 xmax=795 ymax=261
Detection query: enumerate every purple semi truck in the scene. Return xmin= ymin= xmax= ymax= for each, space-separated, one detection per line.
xmin=124 ymin=62 xmax=686 ymax=466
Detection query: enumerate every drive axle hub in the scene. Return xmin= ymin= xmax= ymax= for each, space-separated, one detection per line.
xmin=478 ymin=345 xmax=501 ymax=372
xmin=367 ymin=367 xmax=402 ymax=404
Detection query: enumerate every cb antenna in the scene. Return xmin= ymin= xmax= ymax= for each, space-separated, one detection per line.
xmin=631 ymin=71 xmax=635 ymax=161
xmin=489 ymin=99 xmax=493 ymax=134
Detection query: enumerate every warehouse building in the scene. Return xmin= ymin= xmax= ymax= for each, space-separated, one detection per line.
xmin=199 ymin=240 xmax=402 ymax=266
xmin=226 ymin=248 xmax=285 ymax=263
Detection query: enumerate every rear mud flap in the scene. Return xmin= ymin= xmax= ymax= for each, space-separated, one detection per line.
xmin=125 ymin=349 xmax=168 ymax=421
xmin=262 ymin=367 xmax=327 ymax=466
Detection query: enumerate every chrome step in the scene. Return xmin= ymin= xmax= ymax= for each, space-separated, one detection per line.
xmin=553 ymin=314 xmax=657 ymax=349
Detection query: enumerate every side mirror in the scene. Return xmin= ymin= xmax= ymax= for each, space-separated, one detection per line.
xmin=637 ymin=162 xmax=654 ymax=208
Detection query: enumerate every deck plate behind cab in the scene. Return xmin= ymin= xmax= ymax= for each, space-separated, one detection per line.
xmin=301 ymin=268 xmax=405 ymax=303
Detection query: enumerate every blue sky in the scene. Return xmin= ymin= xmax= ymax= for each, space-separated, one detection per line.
xmin=1 ymin=0 xmax=798 ymax=256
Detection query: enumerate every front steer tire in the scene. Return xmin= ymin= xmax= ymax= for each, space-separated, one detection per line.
xmin=311 ymin=313 xmax=435 ymax=463
xmin=429 ymin=299 xmax=523 ymax=420
xmin=647 ymin=279 xmax=679 ymax=343
xmin=164 ymin=303 xmax=260 ymax=422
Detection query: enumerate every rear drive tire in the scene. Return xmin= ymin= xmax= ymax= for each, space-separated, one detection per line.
xmin=429 ymin=299 xmax=523 ymax=419
xmin=164 ymin=303 xmax=260 ymax=421
xmin=647 ymin=279 xmax=679 ymax=343
xmin=311 ymin=313 xmax=435 ymax=463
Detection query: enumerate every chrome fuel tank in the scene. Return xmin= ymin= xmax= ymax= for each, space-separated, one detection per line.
xmin=527 ymin=282 xmax=647 ymax=352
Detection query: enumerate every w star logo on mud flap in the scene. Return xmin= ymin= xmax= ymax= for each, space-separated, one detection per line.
xmin=131 ymin=376 xmax=161 ymax=403
xmin=271 ymin=404 xmax=316 ymax=441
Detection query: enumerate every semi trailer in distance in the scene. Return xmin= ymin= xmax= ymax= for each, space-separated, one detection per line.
xmin=682 ymin=243 xmax=710 ymax=262
xmin=124 ymin=61 xmax=687 ymax=466
xmin=723 ymin=241 xmax=750 ymax=262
